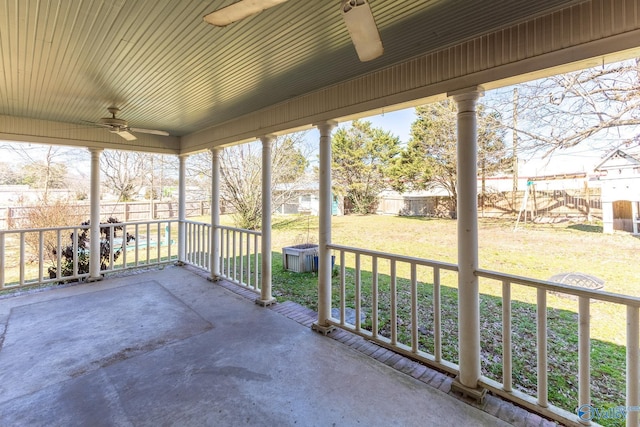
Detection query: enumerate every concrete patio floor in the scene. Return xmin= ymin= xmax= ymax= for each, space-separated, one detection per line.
xmin=0 ymin=266 xmax=527 ymax=426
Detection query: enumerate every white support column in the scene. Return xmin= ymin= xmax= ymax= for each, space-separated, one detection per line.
xmin=210 ymin=148 xmax=221 ymax=281
xmin=257 ymin=136 xmax=276 ymax=306
xmin=312 ymin=120 xmax=337 ymax=335
xmin=449 ymin=87 xmax=487 ymax=402
xmin=177 ymin=154 xmax=187 ymax=265
xmin=88 ymin=148 xmax=103 ymax=282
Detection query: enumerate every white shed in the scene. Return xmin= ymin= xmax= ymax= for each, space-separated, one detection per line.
xmin=594 ymin=149 xmax=640 ymax=234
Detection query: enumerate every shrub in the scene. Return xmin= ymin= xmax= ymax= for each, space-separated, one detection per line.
xmin=48 ymin=217 xmax=135 ymax=281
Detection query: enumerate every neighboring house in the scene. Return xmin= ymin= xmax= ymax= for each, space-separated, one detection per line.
xmin=594 ymin=149 xmax=640 ymax=234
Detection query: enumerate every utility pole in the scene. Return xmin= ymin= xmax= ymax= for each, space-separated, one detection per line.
xmin=512 ymin=88 xmax=519 ymax=211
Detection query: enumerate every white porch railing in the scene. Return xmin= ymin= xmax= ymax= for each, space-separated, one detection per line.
xmin=184 ymin=220 xmax=211 ymax=270
xmin=0 ymin=219 xmax=179 ymax=289
xmin=327 ymin=243 xmax=459 ymax=373
xmin=182 ymin=221 xmax=261 ymax=293
xmin=328 ymin=243 xmax=640 ymax=426
xmin=476 ymin=269 xmax=640 ymax=426
xmin=1 ymin=220 xmax=261 ymax=293
xmin=217 ymin=224 xmax=261 ymax=293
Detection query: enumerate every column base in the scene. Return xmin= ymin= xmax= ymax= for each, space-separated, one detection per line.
xmin=311 ymin=322 xmax=335 ymax=335
xmin=174 ymin=261 xmax=185 ymax=267
xmin=86 ymin=275 xmax=103 ymax=283
xmin=450 ymin=376 xmax=487 ymax=403
xmin=207 ymin=275 xmax=222 ymax=283
xmin=255 ymin=297 xmax=276 ymax=307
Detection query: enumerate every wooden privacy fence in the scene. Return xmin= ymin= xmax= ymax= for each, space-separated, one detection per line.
xmin=0 ymin=200 xmax=211 ymax=230
xmin=378 ymin=188 xmax=602 ymax=219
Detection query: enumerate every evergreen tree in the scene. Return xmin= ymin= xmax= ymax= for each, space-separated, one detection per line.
xmin=391 ymin=100 xmax=509 ymax=217
xmin=331 ymin=120 xmax=401 ymax=214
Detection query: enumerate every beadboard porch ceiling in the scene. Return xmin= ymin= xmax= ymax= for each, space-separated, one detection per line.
xmin=1 ymin=0 xmax=639 ymax=154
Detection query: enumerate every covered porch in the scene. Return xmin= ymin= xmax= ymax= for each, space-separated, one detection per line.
xmin=2 ymin=0 xmax=640 ymax=425
xmin=0 ymin=265 xmax=517 ymax=427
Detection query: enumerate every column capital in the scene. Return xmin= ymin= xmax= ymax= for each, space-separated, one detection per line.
xmin=260 ymin=134 xmax=277 ymax=145
xmin=314 ymin=120 xmax=338 ymax=136
xmin=448 ymin=86 xmax=485 ymax=104
xmin=87 ymin=147 xmax=103 ymax=155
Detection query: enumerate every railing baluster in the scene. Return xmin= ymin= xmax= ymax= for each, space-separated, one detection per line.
xmin=0 ymin=232 xmax=4 ymax=288
xmin=245 ymin=231 xmax=251 ymax=287
xmin=156 ymin=223 xmax=161 ymax=265
xmin=372 ymin=256 xmax=378 ymax=338
xmin=166 ymin=222 xmax=171 ymax=262
xmin=225 ymin=228 xmax=230 ymax=278
xmin=206 ymin=224 xmax=211 ymax=270
xmin=239 ymin=231 xmax=244 ymax=285
xmin=411 ymin=263 xmax=418 ymax=353
xmin=134 ymin=223 xmax=140 ymax=266
xmin=502 ymin=280 xmax=512 ymax=392
xmin=72 ymin=227 xmax=79 ymax=278
xmin=340 ymin=250 xmax=346 ymax=326
xmin=219 ymin=225 xmax=224 ymax=275
xmin=537 ymin=288 xmax=548 ymax=408
xmin=434 ymin=267 xmax=441 ymax=362
xmin=232 ymin=229 xmax=237 ymax=282
xmin=390 ymin=259 xmax=397 ymax=346
xmin=19 ymin=231 xmax=25 ymax=286
xmin=146 ymin=223 xmax=151 ymax=264
xmin=56 ymin=229 xmax=62 ymax=279
xmin=199 ymin=224 xmax=204 ymax=266
xmin=627 ymin=306 xmax=639 ymax=427
xmin=109 ymin=225 xmax=115 ymax=270
xmin=246 ymin=233 xmax=251 ymax=288
xmin=38 ymin=230 xmax=44 ymax=282
xmin=355 ymin=253 xmax=361 ymax=332
xmin=578 ymin=296 xmax=590 ymax=420
xmin=121 ymin=224 xmax=127 ymax=269
xmin=254 ymin=233 xmax=259 ymax=290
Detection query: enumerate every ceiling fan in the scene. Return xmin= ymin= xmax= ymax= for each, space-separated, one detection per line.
xmin=204 ymin=0 xmax=383 ymax=62
xmin=87 ymin=107 xmax=170 ymax=141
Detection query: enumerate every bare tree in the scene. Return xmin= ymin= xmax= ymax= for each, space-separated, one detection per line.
xmin=491 ymin=58 xmax=640 ymax=157
xmin=186 ymin=131 xmax=313 ymax=229
xmin=100 ymin=150 xmax=151 ymax=201
xmin=0 ymin=143 xmax=77 ymax=201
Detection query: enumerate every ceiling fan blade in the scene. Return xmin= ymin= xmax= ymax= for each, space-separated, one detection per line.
xmin=110 ymin=129 xmax=137 ymax=141
xmin=130 ymin=127 xmax=170 ymax=136
xmin=341 ymin=0 xmax=384 ymax=62
xmin=204 ymin=0 xmax=288 ymax=27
